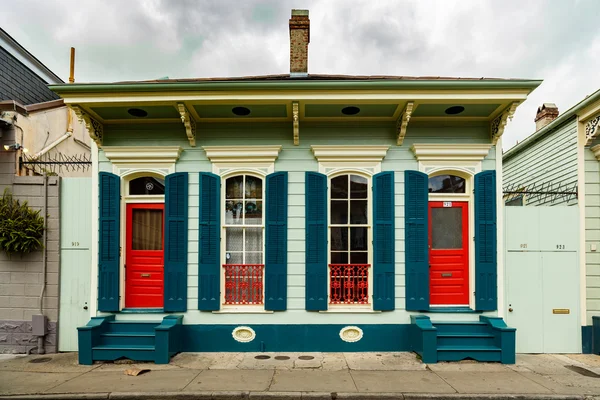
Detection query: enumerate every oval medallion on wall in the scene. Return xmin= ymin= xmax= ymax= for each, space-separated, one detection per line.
xmin=339 ymin=326 xmax=363 ymax=343
xmin=232 ymin=326 xmax=256 ymax=343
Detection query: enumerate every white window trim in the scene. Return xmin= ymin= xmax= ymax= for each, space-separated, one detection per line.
xmin=103 ymin=146 xmax=183 ymax=177
xmin=311 ymin=145 xmax=390 ymax=175
xmin=411 ymin=143 xmax=493 ymax=162
xmin=203 ymin=145 xmax=282 ymax=175
xmin=219 ymin=171 xmax=267 ymax=312
xmin=324 ymin=170 xmax=374 ymax=312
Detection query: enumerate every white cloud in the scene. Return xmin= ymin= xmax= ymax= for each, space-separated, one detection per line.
xmin=1 ymin=0 xmax=598 ymax=148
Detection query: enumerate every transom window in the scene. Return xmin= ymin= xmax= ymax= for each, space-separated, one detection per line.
xmin=428 ymin=174 xmax=466 ymax=194
xmin=223 ymin=174 xmax=264 ymax=305
xmin=129 ymin=176 xmax=165 ymax=195
xmin=329 ymin=174 xmax=371 ymax=305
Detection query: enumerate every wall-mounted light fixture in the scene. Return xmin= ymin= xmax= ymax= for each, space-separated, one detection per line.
xmin=3 ymin=143 xmax=28 ymax=153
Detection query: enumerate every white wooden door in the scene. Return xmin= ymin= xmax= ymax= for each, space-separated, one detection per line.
xmin=59 ymin=178 xmax=92 ymax=351
xmin=505 ymin=206 xmax=580 ymax=353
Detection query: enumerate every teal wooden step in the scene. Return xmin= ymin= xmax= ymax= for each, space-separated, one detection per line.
xmin=437 ymin=333 xmax=495 ymax=347
xmin=437 ymin=345 xmax=502 ymax=362
xmin=106 ymin=321 xmax=159 ymax=333
xmin=432 ymin=322 xmax=490 ymax=334
xmin=92 ymin=345 xmax=155 ymax=362
xmin=100 ymin=332 xmax=155 ymax=347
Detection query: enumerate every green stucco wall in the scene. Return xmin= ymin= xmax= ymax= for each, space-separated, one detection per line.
xmin=99 ymin=120 xmax=496 ymax=324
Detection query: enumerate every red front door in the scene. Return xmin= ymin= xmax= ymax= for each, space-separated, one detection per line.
xmin=428 ymin=201 xmax=469 ymax=305
xmin=125 ymin=203 xmax=164 ymax=308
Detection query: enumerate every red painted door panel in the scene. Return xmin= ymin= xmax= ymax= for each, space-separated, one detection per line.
xmin=428 ymin=201 xmax=469 ymax=305
xmin=125 ymin=203 xmax=164 ymax=308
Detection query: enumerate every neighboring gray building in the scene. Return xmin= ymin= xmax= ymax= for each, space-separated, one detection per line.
xmin=503 ymin=88 xmax=600 ymax=352
xmin=0 ymin=29 xmax=89 ymax=354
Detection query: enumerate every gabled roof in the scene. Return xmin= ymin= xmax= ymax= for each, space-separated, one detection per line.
xmin=503 ymin=88 xmax=600 ymax=160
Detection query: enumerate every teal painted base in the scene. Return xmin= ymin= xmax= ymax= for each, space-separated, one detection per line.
xmin=180 ymin=324 xmax=411 ymax=352
xmin=582 ymin=326 xmax=592 ymax=354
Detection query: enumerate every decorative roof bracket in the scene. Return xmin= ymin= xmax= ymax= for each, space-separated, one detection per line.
xmin=71 ymin=105 xmax=103 ymax=146
xmin=177 ymin=103 xmax=196 ymax=147
xmin=292 ymin=101 xmax=299 ymax=146
xmin=396 ymin=101 xmax=414 ymax=146
xmin=585 ymin=114 xmax=600 ymax=146
xmin=490 ymin=102 xmax=519 ymax=145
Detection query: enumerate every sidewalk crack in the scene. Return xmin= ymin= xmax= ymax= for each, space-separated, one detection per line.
xmin=428 ymin=366 xmax=458 ymax=394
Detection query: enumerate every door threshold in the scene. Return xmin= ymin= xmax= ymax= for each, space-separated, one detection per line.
xmin=121 ymin=308 xmax=164 ymax=314
xmin=428 ymin=307 xmax=481 ymax=313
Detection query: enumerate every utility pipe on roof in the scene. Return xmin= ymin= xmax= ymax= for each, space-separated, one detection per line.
xmin=31 ymin=132 xmax=71 ymax=159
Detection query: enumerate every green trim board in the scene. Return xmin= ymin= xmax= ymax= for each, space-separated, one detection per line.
xmin=91 ymin=105 xmax=180 ymax=120
xmin=50 ymin=79 xmax=543 ymax=94
xmin=304 ymin=104 xmax=398 ymax=118
xmin=194 ymin=104 xmax=287 ymax=118
xmin=412 ymin=104 xmax=501 ymax=117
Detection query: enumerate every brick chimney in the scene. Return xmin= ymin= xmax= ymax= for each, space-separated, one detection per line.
xmin=534 ymin=103 xmax=559 ymax=131
xmin=289 ymin=9 xmax=310 ymax=77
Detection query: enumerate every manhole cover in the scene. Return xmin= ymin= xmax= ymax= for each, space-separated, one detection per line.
xmin=274 ymin=356 xmax=290 ymax=360
xmin=298 ymin=356 xmax=314 ymax=360
xmin=29 ymin=357 xmax=52 ymax=364
xmin=254 ymin=355 xmax=271 ymax=360
xmin=565 ymin=365 xmax=600 ymax=378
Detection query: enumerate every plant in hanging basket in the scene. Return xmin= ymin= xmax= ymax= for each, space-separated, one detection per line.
xmin=0 ymin=188 xmax=45 ymax=256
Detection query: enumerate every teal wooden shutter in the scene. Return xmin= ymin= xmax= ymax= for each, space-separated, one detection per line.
xmin=164 ymin=172 xmax=188 ymax=312
xmin=404 ymin=170 xmax=429 ymax=311
xmin=98 ymin=172 xmax=120 ymax=312
xmin=373 ymin=171 xmax=395 ymax=311
xmin=265 ymin=172 xmax=288 ymax=311
xmin=198 ymin=172 xmax=220 ymax=311
xmin=305 ymin=172 xmax=328 ymax=311
xmin=475 ymin=170 xmax=497 ymax=311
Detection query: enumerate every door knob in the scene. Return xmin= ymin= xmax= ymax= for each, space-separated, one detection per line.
xmin=508 ymin=307 xmax=513 ymax=312
xmin=83 ymin=306 xmax=88 ymax=310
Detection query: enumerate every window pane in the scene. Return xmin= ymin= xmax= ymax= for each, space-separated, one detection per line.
xmin=350 ymin=227 xmax=368 ymax=250
xmin=245 ymin=228 xmax=263 ymax=251
xmin=226 ymin=228 xmax=243 ymax=251
xmin=350 ymin=175 xmax=368 ymax=199
xmin=331 ymin=252 xmax=348 ymax=264
xmin=350 ymin=200 xmax=368 ymax=224
xmin=245 ymin=176 xmax=263 ymax=199
xmin=431 ymin=207 xmax=463 ymax=249
xmin=226 ymin=175 xmax=244 ymax=199
xmin=331 ymin=200 xmax=348 ymax=224
xmin=350 ymin=252 xmax=368 ymax=264
xmin=245 ymin=252 xmax=263 ymax=264
xmin=132 ymin=209 xmax=163 ymax=250
xmin=226 ymin=201 xmax=243 ymax=225
xmin=331 ymin=175 xmax=348 ymax=199
xmin=428 ymin=175 xmax=466 ymax=193
xmin=129 ymin=177 xmax=165 ymax=195
xmin=245 ymin=201 xmax=262 ymax=225
xmin=225 ymin=252 xmax=243 ymax=264
xmin=331 ymin=227 xmax=348 ymax=250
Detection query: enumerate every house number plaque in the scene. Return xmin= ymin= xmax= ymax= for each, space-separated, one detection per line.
xmin=443 ymin=202 xmax=452 ymax=207
xmin=552 ymin=309 xmax=570 ymax=314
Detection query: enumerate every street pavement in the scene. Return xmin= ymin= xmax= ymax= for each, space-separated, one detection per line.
xmin=1 ymin=352 xmax=600 ymax=399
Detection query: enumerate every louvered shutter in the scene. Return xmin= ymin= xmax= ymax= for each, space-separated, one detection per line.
xmin=265 ymin=172 xmax=288 ymax=311
xmin=305 ymin=172 xmax=328 ymax=311
xmin=198 ymin=172 xmax=220 ymax=311
xmin=164 ymin=172 xmax=188 ymax=312
xmin=373 ymin=171 xmax=395 ymax=311
xmin=475 ymin=170 xmax=497 ymax=311
xmin=98 ymin=172 xmax=120 ymax=312
xmin=404 ymin=170 xmax=429 ymax=311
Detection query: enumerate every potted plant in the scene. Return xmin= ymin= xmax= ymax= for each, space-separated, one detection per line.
xmin=0 ymin=188 xmax=45 ymax=256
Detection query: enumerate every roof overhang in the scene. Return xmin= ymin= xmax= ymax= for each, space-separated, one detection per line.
xmin=50 ymin=78 xmax=541 ymax=149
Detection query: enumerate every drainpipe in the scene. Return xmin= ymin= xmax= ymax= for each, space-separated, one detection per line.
xmin=36 ymin=172 xmax=48 ymax=354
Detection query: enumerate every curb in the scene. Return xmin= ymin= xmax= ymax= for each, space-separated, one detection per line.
xmin=0 ymin=393 xmax=596 ymax=400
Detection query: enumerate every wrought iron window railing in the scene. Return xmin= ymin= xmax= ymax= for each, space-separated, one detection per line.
xmin=223 ymin=264 xmax=264 ymax=305
xmin=329 ymin=264 xmax=370 ymax=305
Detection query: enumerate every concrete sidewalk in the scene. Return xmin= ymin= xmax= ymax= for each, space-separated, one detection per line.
xmin=1 ymin=352 xmax=600 ymax=399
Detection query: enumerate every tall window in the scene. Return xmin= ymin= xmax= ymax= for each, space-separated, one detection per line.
xmin=329 ymin=174 xmax=370 ymax=305
xmin=223 ymin=174 xmax=264 ymax=305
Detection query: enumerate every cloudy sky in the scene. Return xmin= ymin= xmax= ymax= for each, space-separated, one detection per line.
xmin=1 ymin=0 xmax=599 ymax=150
